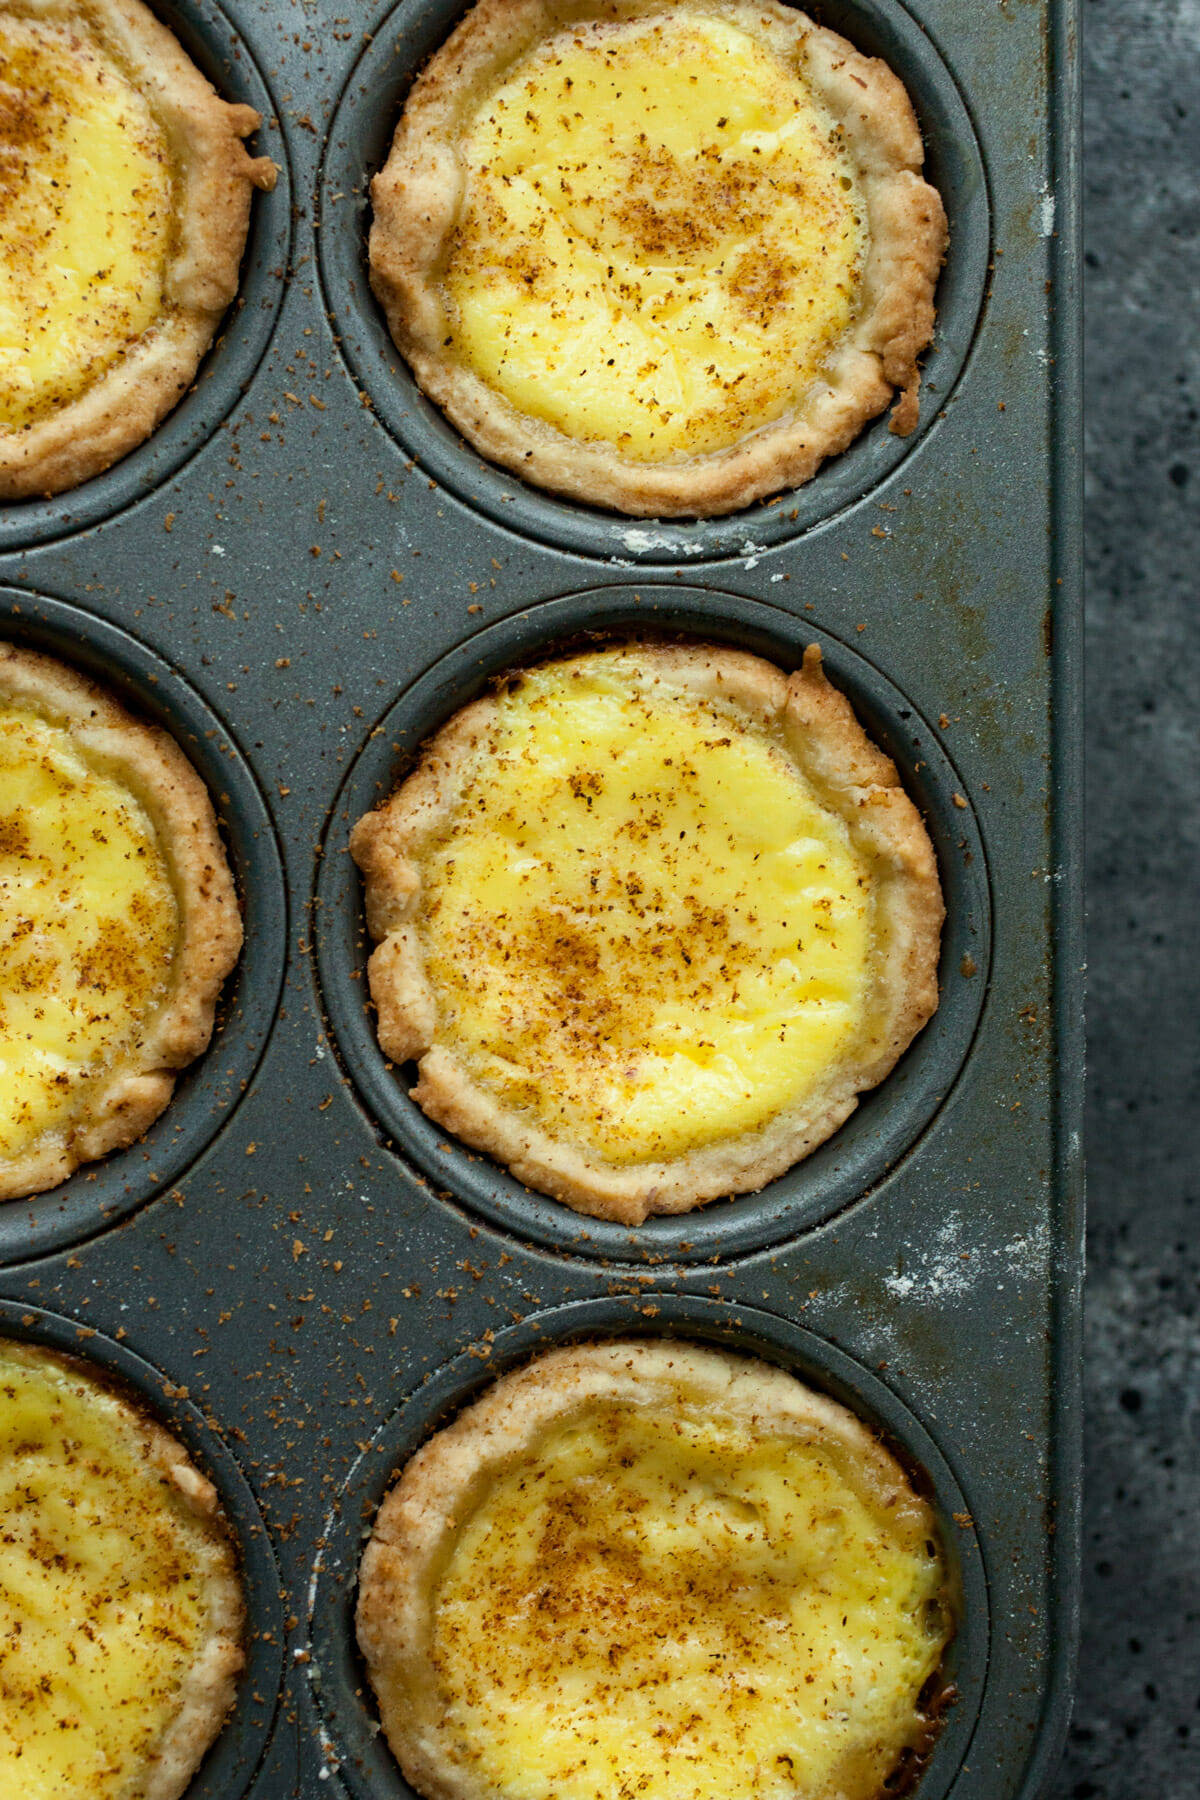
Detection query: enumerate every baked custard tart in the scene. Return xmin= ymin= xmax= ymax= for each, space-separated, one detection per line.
xmin=0 ymin=1336 xmax=244 ymax=1800
xmin=357 ymin=1338 xmax=955 ymax=1800
xmin=369 ymin=0 xmax=946 ymax=518
xmin=0 ymin=0 xmax=276 ymax=500
xmin=351 ymin=642 xmax=943 ymax=1224
xmin=0 ymin=645 xmax=242 ymax=1201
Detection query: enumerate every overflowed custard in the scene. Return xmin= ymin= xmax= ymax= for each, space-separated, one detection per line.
xmin=0 ymin=12 xmax=174 ymax=430
xmin=0 ymin=704 xmax=179 ymax=1168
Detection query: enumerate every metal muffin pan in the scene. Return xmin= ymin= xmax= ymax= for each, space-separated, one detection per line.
xmin=0 ymin=0 xmax=1081 ymax=1792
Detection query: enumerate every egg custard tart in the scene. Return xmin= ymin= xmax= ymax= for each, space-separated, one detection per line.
xmin=0 ymin=0 xmax=275 ymax=500
xmin=0 ymin=645 xmax=242 ymax=1201
xmin=0 ymin=1336 xmax=244 ymax=1800
xmin=351 ymin=642 xmax=942 ymax=1224
xmin=357 ymin=1338 xmax=955 ymax=1800
xmin=368 ymin=0 xmax=946 ymax=518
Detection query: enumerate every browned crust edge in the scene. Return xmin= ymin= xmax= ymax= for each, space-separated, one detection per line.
xmin=0 ymin=644 xmax=243 ymax=1201
xmin=355 ymin=1339 xmax=948 ymax=1800
xmin=350 ymin=643 xmax=944 ymax=1224
xmin=0 ymin=0 xmax=276 ymax=501
xmin=367 ymin=0 xmax=947 ymax=519
xmin=0 ymin=1335 xmax=245 ymax=1800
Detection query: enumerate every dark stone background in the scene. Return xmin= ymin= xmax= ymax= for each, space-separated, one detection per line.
xmin=1053 ymin=0 xmax=1199 ymax=1794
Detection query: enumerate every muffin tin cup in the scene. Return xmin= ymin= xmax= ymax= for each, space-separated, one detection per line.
xmin=0 ymin=0 xmax=292 ymax=555
xmin=317 ymin=0 xmax=990 ymax=564
xmin=0 ymin=589 xmax=287 ymax=1265
xmin=307 ymin=1293 xmax=989 ymax=1800
xmin=316 ymin=586 xmax=992 ymax=1265
xmin=0 ymin=1297 xmax=286 ymax=1800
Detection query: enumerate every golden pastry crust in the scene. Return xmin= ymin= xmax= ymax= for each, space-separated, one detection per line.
xmin=350 ymin=642 xmax=943 ymax=1224
xmin=369 ymin=0 xmax=946 ymax=518
xmin=0 ymin=644 xmax=243 ymax=1200
xmin=357 ymin=1338 xmax=953 ymax=1800
xmin=0 ymin=1337 xmax=245 ymax=1800
xmin=0 ymin=0 xmax=276 ymax=501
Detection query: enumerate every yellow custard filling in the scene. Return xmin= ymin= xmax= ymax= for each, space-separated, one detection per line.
xmin=446 ymin=11 xmax=865 ymax=461
xmin=0 ymin=706 xmax=179 ymax=1165
xmin=0 ymin=1341 xmax=217 ymax=1797
xmin=0 ymin=12 xmax=175 ymax=431
xmin=433 ymin=1394 xmax=949 ymax=1800
xmin=419 ymin=654 xmax=874 ymax=1165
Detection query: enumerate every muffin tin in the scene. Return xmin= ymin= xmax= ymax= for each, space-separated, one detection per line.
xmin=0 ymin=0 xmax=1082 ymax=1796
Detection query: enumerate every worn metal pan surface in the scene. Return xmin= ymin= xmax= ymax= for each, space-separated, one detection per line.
xmin=0 ymin=0 xmax=1081 ymax=1793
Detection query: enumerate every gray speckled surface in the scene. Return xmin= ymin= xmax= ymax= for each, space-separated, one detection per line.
xmin=1055 ymin=0 xmax=1200 ymax=1794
